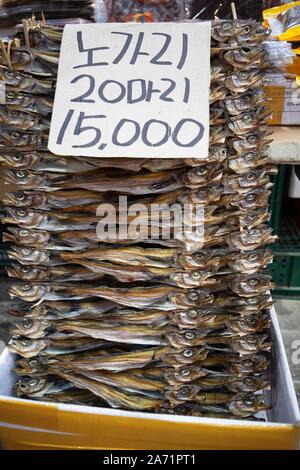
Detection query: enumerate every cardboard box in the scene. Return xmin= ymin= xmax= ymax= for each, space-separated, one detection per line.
xmin=267 ymin=84 xmax=300 ymax=126
xmin=0 ymin=308 xmax=299 ymax=450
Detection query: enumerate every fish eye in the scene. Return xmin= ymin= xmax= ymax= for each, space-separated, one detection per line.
xmin=250 ymin=229 xmax=260 ymax=235
xmin=23 ymin=319 xmax=33 ymax=328
xmin=245 ymin=397 xmax=255 ymax=405
xmin=22 ymin=265 xmax=30 ymax=273
xmin=20 ymin=338 xmax=29 ymax=345
xmin=13 ymin=154 xmax=23 ymax=162
xmin=17 ymin=209 xmax=26 ymax=217
xmin=22 ymin=248 xmax=32 ymax=255
xmin=22 ymin=284 xmax=31 ymax=291
xmin=249 ymin=253 xmax=258 ymax=260
xmin=247 ymin=136 xmax=257 ymax=144
xmin=181 ymin=368 xmax=191 ymax=377
xmin=16 ymin=170 xmax=26 ymax=178
xmin=243 ymin=359 xmax=253 ymax=367
xmin=245 ymin=194 xmax=255 ymax=202
xmin=249 ymin=278 xmax=258 ymax=286
xmin=247 ymin=336 xmax=258 ymax=344
xmin=19 ymin=229 xmax=29 ymax=237
xmin=244 ymin=152 xmax=254 ymax=160
xmin=222 ymin=22 xmax=232 ymax=31
xmin=180 ymin=386 xmax=190 ymax=396
xmin=7 ymin=92 xmax=15 ymax=98
xmin=242 ymin=47 xmax=251 ymax=54
xmin=239 ymin=71 xmax=248 ymax=80
xmin=188 ymin=309 xmax=198 ymax=319
xmin=196 ymin=167 xmax=206 ymax=175
xmin=191 ymin=272 xmax=201 ymax=280
xmin=184 ymin=331 xmax=196 ymax=340
xmin=182 ymin=349 xmax=193 ymax=358
xmin=15 ymin=192 xmax=25 ymax=200
xmin=248 ymin=298 xmax=257 ymax=304
xmin=243 ymin=26 xmax=251 ymax=34
xmin=243 ymin=114 xmax=252 ymax=123
xmin=195 ymin=253 xmax=204 ymax=261
xmin=188 ymin=291 xmax=199 ymax=301
xmin=245 ymin=317 xmax=256 ymax=325
xmin=10 ymin=111 xmax=19 ymax=117
xmin=6 ymin=71 xmax=14 ymax=78
xmin=29 ymin=378 xmax=37 ymax=386
xmin=11 ymin=131 xmax=20 ymax=139
xmin=29 ymin=359 xmax=39 ymax=366
xmin=245 ymin=173 xmax=255 ymax=180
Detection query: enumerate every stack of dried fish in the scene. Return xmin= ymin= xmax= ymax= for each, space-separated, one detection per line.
xmin=0 ymin=19 xmax=276 ymax=419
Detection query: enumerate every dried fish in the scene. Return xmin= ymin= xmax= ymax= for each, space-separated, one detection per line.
xmin=227 ymin=226 xmax=277 ymax=250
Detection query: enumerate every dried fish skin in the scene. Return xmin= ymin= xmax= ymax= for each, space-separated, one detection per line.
xmin=6 ymin=264 xmax=106 ymax=283
xmin=50 ymin=367 xmax=163 ymax=411
xmin=10 ymin=318 xmax=49 ymax=338
xmin=165 ymin=385 xmax=234 ymax=406
xmin=9 ymin=300 xmax=116 ymax=320
xmin=9 ymin=336 xmax=108 ymax=358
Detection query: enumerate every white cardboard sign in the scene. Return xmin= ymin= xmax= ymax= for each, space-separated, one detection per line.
xmin=48 ymin=22 xmax=211 ymax=159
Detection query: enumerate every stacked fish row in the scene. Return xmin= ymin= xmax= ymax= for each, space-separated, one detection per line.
xmin=0 ymin=20 xmax=275 ymax=419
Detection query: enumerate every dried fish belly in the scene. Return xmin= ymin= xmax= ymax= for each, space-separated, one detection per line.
xmin=2 ymin=18 xmax=274 ymax=418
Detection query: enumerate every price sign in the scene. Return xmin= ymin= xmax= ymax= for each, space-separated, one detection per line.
xmin=48 ymin=22 xmax=211 ymax=158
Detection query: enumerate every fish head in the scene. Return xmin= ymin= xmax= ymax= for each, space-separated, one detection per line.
xmin=230 ymin=354 xmax=270 ymax=375
xmin=230 ymin=249 xmax=273 ymax=273
xmin=8 ymin=283 xmax=48 ymax=302
xmin=167 ymin=329 xmax=208 ymax=348
xmin=240 ymin=333 xmax=272 ymax=351
xmin=166 ymin=365 xmax=207 ymax=385
xmin=179 ymin=250 xmax=222 ymax=270
xmin=171 ymin=308 xmax=212 ymax=327
xmin=165 ymin=384 xmax=198 ymax=404
xmin=211 ymin=20 xmax=246 ymax=41
xmin=0 ymin=67 xmax=29 ymax=88
xmin=228 ymin=392 xmax=270 ymax=417
xmin=227 ymin=313 xmax=270 ymax=335
xmin=7 ymin=264 xmax=48 ymax=282
xmin=16 ymin=376 xmax=47 ymax=395
xmin=2 ymin=191 xmax=35 ymax=207
xmin=232 ymin=274 xmax=275 ymax=296
xmin=9 ymin=337 xmax=47 ymax=357
xmin=10 ymin=318 xmax=49 ymax=337
xmin=4 ymin=227 xmax=50 ymax=245
xmin=0 ymin=152 xmax=39 ymax=169
xmin=238 ymin=209 xmax=270 ymax=229
xmin=186 ymin=288 xmax=214 ymax=307
xmin=0 ymin=107 xmax=35 ymax=128
xmin=243 ymin=294 xmax=273 ymax=311
xmin=229 ymin=375 xmax=270 ymax=393
xmin=2 ymin=206 xmax=45 ymax=227
xmin=184 ymin=165 xmax=223 ymax=187
xmin=171 ymin=270 xmax=211 ymax=288
xmin=1 ymin=169 xmax=42 ymax=188
xmin=7 ymin=245 xmax=49 ymax=264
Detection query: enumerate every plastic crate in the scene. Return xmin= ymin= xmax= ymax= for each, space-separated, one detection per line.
xmin=269 ymin=219 xmax=300 ymax=297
